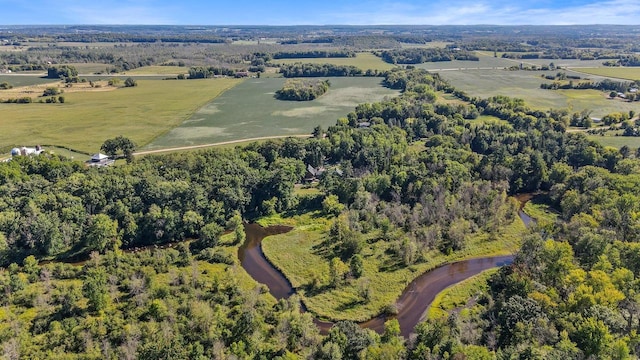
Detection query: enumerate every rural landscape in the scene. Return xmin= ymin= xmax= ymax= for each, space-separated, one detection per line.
xmin=0 ymin=22 xmax=640 ymax=359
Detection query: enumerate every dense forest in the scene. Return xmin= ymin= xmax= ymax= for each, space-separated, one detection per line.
xmin=1 ymin=66 xmax=640 ymax=358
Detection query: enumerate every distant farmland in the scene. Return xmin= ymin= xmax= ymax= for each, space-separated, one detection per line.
xmin=146 ymin=77 xmax=399 ymax=149
xmin=438 ymin=69 xmax=638 ymax=117
xmin=275 ymin=52 xmax=396 ymax=71
xmin=571 ymin=67 xmax=640 ymax=81
xmin=0 ymin=78 xmax=241 ymax=153
xmin=0 ymin=75 xmax=57 ymax=87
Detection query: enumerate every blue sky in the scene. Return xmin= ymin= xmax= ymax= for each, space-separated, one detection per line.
xmin=0 ymin=0 xmax=639 ymax=25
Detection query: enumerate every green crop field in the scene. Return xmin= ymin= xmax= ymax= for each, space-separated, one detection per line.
xmin=571 ymin=67 xmax=640 ymax=81
xmin=438 ymin=69 xmax=638 ymax=117
xmin=275 ymin=52 xmax=396 ymax=71
xmin=0 ymin=78 xmax=241 ymax=153
xmin=146 ymin=76 xmax=399 ymax=150
xmin=587 ymin=134 xmax=640 ymax=149
xmin=0 ymin=75 xmax=57 ymax=87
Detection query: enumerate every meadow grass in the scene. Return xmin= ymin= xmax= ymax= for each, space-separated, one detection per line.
xmin=427 ymin=268 xmax=497 ymax=320
xmin=124 ymin=66 xmax=190 ymax=75
xmin=0 ymin=78 xmax=241 ymax=153
xmin=439 ymin=69 xmax=639 ymax=117
xmin=146 ymin=77 xmax=399 ymax=150
xmin=0 ymin=75 xmax=57 ymax=87
xmin=275 ymin=52 xmax=396 ymax=71
xmin=261 ymin=210 xmax=526 ymax=322
xmin=522 ymin=200 xmax=558 ymax=228
xmin=572 ymin=67 xmax=640 ymax=81
xmin=586 ymin=135 xmax=640 ymax=149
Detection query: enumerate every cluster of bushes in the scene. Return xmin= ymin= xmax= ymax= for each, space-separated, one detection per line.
xmin=187 ymin=66 xmax=238 ymax=79
xmin=275 ymin=79 xmax=330 ymax=101
xmin=46 ymin=65 xmax=78 ymax=81
xmin=1 ymin=97 xmax=32 ymax=103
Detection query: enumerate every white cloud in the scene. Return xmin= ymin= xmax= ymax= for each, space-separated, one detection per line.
xmin=320 ymin=0 xmax=640 ymax=25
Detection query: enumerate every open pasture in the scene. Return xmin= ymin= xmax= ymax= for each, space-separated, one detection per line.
xmin=587 ymin=134 xmax=640 ymax=149
xmin=146 ymin=77 xmax=399 ymax=150
xmin=571 ymin=67 xmax=640 ymax=81
xmin=0 ymin=78 xmax=241 ymax=153
xmin=275 ymin=52 xmax=396 ymax=71
xmin=0 ymin=75 xmax=57 ymax=87
xmin=439 ymin=69 xmax=638 ymax=117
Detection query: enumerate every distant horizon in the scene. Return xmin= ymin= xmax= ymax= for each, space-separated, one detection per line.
xmin=1 ymin=0 xmax=639 ymax=26
xmin=0 ymin=24 xmax=636 ymax=27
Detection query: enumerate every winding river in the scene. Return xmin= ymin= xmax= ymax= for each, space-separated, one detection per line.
xmin=238 ymin=207 xmax=533 ymax=337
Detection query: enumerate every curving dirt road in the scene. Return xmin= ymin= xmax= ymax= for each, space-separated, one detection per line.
xmin=134 ymin=134 xmax=312 ymax=156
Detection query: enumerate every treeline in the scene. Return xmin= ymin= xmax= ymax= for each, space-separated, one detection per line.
xmin=541 ymin=77 xmax=637 ymax=95
xmin=46 ymin=65 xmax=78 ymax=79
xmin=272 ymin=50 xmax=356 ymax=59
xmin=275 ymin=79 xmax=330 ymax=101
xmin=47 ymin=33 xmax=229 ymax=44
xmin=604 ymin=54 xmax=640 ymax=67
xmin=279 ymin=63 xmax=364 ymax=77
xmin=187 ymin=66 xmax=239 ymax=78
xmin=376 ymin=48 xmax=479 ymax=64
xmin=501 ymin=49 xmax=618 ymax=60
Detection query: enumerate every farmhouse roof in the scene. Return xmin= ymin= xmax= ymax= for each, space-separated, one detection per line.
xmin=307 ymin=164 xmax=318 ymax=176
xmin=91 ymin=153 xmax=109 ymax=161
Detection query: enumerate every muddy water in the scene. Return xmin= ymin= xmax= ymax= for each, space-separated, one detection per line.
xmin=238 ymin=223 xmax=295 ymax=299
xmin=239 ymin=224 xmax=516 ymax=337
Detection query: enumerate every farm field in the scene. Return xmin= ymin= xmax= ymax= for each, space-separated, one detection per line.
xmin=438 ymin=69 xmax=637 ymax=116
xmin=275 ymin=52 xmax=397 ymax=71
xmin=587 ymin=134 xmax=640 ymax=149
xmin=0 ymin=78 xmax=241 ymax=153
xmin=0 ymin=74 xmax=57 ymax=87
xmin=571 ymin=67 xmax=640 ymax=80
xmin=146 ymin=76 xmax=399 ymax=150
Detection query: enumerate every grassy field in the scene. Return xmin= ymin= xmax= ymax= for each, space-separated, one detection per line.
xmin=146 ymin=76 xmax=399 ymax=150
xmin=275 ymin=52 xmax=396 ymax=71
xmin=0 ymin=78 xmax=241 ymax=153
xmin=571 ymin=67 xmax=640 ymax=81
xmin=522 ymin=199 xmax=558 ymax=228
xmin=124 ymin=66 xmax=190 ymax=76
xmin=260 ymin=210 xmax=526 ymax=322
xmin=0 ymin=75 xmax=57 ymax=87
xmin=587 ymin=134 xmax=640 ymax=149
xmin=427 ymin=268 xmax=497 ymax=320
xmin=62 ymin=63 xmax=111 ymax=74
xmin=439 ymin=69 xmax=638 ymax=117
